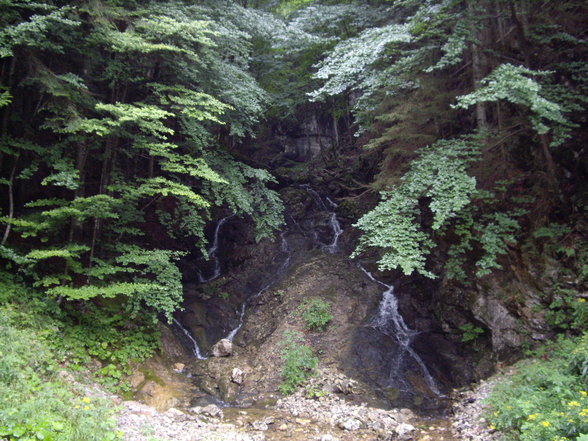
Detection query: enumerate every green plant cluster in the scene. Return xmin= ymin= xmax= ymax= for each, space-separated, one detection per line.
xmin=0 ymin=275 xmax=121 ymax=441
xmin=279 ymin=331 xmax=318 ymax=395
xmin=459 ymin=322 xmax=484 ymax=343
xmin=57 ymin=303 xmax=159 ymax=392
xmin=543 ymin=287 xmax=588 ymax=334
xmin=486 ymin=333 xmax=588 ymax=441
xmin=298 ymin=297 xmax=333 ymax=331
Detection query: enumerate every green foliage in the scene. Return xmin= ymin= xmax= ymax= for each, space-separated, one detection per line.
xmin=544 ymin=285 xmax=588 ymax=333
xmin=305 ymin=384 xmax=328 ymax=400
xmin=459 ymin=322 xmax=484 ymax=343
xmin=298 ymin=298 xmax=333 ymax=331
xmin=0 ymin=277 xmax=122 ymax=441
xmin=486 ymin=334 xmax=588 ymax=441
xmin=475 ymin=211 xmax=521 ymax=277
xmin=0 ymin=88 xmax=12 ymax=107
xmin=352 ymin=135 xmax=481 ymax=277
xmin=454 ymin=64 xmax=570 ymax=145
xmin=57 ymin=302 xmax=159 ymax=391
xmin=279 ymin=331 xmax=318 ymax=395
xmin=0 ymin=0 xmax=286 ymax=327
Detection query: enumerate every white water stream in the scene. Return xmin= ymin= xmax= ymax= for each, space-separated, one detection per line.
xmin=359 ymin=265 xmax=442 ymax=396
xmin=226 ymin=232 xmax=291 ymax=341
xmin=173 ymin=318 xmax=207 ymax=360
xmin=300 ymin=185 xmax=343 ymax=253
xmin=197 ymin=214 xmax=234 ymax=283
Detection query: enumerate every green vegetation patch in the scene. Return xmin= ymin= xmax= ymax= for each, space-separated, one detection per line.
xmin=486 ymin=333 xmax=588 ymax=441
xmin=279 ymin=331 xmax=318 ymax=395
xmin=298 ymin=298 xmax=333 ymax=332
xmin=0 ymin=279 xmax=122 ymax=440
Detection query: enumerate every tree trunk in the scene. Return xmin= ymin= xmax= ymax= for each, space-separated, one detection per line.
xmin=540 ymin=134 xmax=558 ymax=186
xmin=1 ymin=157 xmax=18 ymax=246
xmin=468 ymin=0 xmax=489 ymax=137
xmin=68 ymin=143 xmax=89 ymax=244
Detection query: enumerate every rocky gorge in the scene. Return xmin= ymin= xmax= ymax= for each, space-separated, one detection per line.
xmin=116 ymin=109 xmax=581 ymax=441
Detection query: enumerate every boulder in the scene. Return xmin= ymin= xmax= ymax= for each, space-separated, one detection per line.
xmin=231 ymin=367 xmax=245 ymax=384
xmin=395 ymin=423 xmax=416 ymax=440
xmin=338 ymin=418 xmax=361 ymax=431
xmin=211 ymin=338 xmax=233 ymax=357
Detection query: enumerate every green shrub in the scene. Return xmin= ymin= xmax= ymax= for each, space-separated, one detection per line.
xmin=298 ymin=298 xmax=333 ymax=331
xmin=56 ymin=303 xmax=159 ymax=392
xmin=459 ymin=322 xmax=484 ymax=342
xmin=279 ymin=331 xmax=318 ymax=395
xmin=544 ymin=286 xmax=588 ymax=333
xmin=486 ymin=333 xmax=588 ymax=441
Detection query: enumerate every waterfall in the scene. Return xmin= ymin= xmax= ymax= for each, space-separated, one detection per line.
xmin=198 ymin=214 xmax=234 ymax=283
xmin=300 ymin=185 xmax=343 ymax=253
xmin=173 ymin=318 xmax=207 ymax=360
xmin=225 ymin=232 xmax=292 ymax=342
xmin=359 ymin=265 xmax=441 ymax=396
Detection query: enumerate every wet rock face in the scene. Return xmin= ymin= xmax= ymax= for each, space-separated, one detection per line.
xmin=278 ymin=112 xmax=336 ymax=162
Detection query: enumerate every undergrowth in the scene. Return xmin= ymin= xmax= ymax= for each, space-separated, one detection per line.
xmin=278 ymin=331 xmax=318 ymax=395
xmin=0 ymin=271 xmax=159 ymax=440
xmin=486 ymin=333 xmax=588 ymax=441
xmin=298 ymin=298 xmax=333 ymax=331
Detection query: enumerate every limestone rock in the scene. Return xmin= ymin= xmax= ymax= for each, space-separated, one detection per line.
xmin=211 ymin=338 xmax=233 ymax=357
xmin=338 ymin=418 xmax=361 ymax=431
xmin=333 ymin=378 xmax=355 ymax=395
xmin=251 ymin=420 xmax=269 ymax=431
xmin=191 ymin=404 xmax=224 ymax=419
xmin=173 ymin=363 xmax=185 ymax=373
xmin=395 ymin=423 xmax=416 ymax=440
xmin=128 ymin=371 xmax=145 ymax=389
xmin=232 ymin=367 xmax=245 ymax=384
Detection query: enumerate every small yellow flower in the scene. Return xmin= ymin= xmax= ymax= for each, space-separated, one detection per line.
xmin=528 ymin=414 xmax=538 ymax=421
xmin=74 ymin=405 xmax=80 ymax=409
xmin=83 ymin=405 xmax=90 ymax=411
xmin=82 ymin=397 xmax=91 ymax=403
xmin=568 ymin=400 xmax=581 ymax=407
xmin=541 ymin=421 xmax=551 ymax=427
xmin=578 ymin=298 xmax=586 ymax=303
xmin=580 ymin=390 xmax=587 ymax=396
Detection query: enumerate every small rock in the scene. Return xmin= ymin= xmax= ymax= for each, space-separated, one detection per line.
xmin=191 ymin=404 xmax=224 ymax=419
xmin=395 ymin=423 xmax=416 ymax=439
xmin=128 ymin=371 xmax=145 ymax=389
xmin=232 ymin=367 xmax=245 ymax=384
xmin=173 ymin=362 xmax=185 ymax=373
xmin=251 ymin=420 xmax=269 ymax=431
xmin=333 ymin=379 xmax=355 ymax=395
xmin=338 ymin=418 xmax=361 ymax=431
xmin=211 ymin=338 xmax=233 ymax=357
xmin=320 ymin=435 xmax=338 ymax=441
xmin=166 ymin=408 xmax=183 ymax=417
xmin=278 ymin=424 xmax=289 ymax=431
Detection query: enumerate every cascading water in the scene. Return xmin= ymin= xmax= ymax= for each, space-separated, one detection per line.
xmin=359 ymin=265 xmax=442 ymax=397
xmin=178 ymin=185 xmax=345 ymax=355
xmin=197 ymin=214 xmax=234 ymax=283
xmin=300 ymin=185 xmax=343 ymax=253
xmin=225 ymin=232 xmax=292 ymax=341
xmin=173 ymin=318 xmax=207 ymax=360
